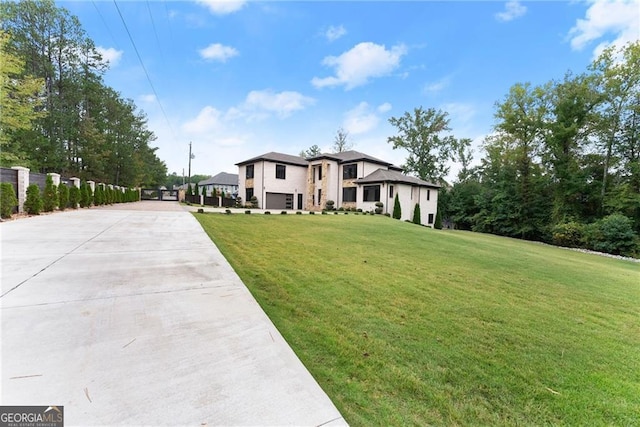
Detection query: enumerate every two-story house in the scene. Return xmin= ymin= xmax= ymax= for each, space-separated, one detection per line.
xmin=236 ymin=150 xmax=440 ymax=226
xmin=198 ymin=172 xmax=239 ymax=197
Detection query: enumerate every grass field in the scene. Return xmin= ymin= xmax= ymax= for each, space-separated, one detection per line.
xmin=194 ymin=213 xmax=640 ymax=426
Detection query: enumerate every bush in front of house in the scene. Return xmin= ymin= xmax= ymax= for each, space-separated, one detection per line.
xmin=25 ymin=184 xmax=43 ymax=215
xmin=375 ymin=201 xmax=383 ymax=214
xmin=0 ymin=182 xmax=18 ymax=218
xmin=412 ymin=203 xmax=421 ymax=225
xmin=58 ymin=184 xmax=69 ymax=210
xmin=325 ymin=200 xmax=335 ymax=211
xmin=435 ymin=209 xmax=443 ymax=229
xmin=249 ymin=196 xmax=259 ymax=208
xmin=43 ymin=175 xmax=58 ymax=212
xmin=392 ymin=194 xmax=401 ymax=219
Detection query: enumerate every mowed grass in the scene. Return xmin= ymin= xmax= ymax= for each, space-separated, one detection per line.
xmin=194 ymin=213 xmax=640 ymax=426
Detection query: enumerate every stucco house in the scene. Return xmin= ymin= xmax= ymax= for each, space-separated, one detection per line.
xmin=236 ymin=150 xmax=440 ymax=226
xmin=198 ymin=172 xmax=239 ymax=197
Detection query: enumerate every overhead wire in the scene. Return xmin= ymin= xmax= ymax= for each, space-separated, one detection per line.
xmin=146 ymin=0 xmax=164 ymax=64
xmin=112 ymin=0 xmax=177 ymax=139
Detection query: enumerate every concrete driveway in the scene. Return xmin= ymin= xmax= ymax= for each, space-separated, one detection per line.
xmin=0 ymin=201 xmax=346 ymax=426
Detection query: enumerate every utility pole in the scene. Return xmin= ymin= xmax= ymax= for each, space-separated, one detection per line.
xmin=188 ymin=141 xmax=193 ymax=190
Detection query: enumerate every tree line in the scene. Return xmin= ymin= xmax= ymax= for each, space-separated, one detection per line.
xmin=388 ymin=42 xmax=639 ymax=257
xmin=0 ymin=0 xmax=167 ymax=188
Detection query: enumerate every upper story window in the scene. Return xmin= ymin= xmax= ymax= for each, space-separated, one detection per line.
xmin=363 ymin=185 xmax=381 ymax=202
xmin=343 ymin=164 xmax=357 ymax=179
xmin=318 ymin=166 xmax=322 ymax=181
xmin=246 ymin=164 xmax=254 ymax=179
xmin=389 ymin=185 xmax=394 ymax=198
xmin=276 ymin=164 xmax=286 ymax=179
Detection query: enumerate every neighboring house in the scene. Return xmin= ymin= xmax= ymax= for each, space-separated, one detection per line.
xmin=236 ymin=150 xmax=440 ymax=226
xmin=198 ymin=172 xmax=239 ymax=197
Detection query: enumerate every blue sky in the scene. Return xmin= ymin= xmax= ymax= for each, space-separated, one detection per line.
xmin=58 ymin=0 xmax=639 ymax=180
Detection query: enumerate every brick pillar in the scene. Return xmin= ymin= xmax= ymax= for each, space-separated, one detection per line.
xmin=48 ymin=173 xmax=61 ymax=187
xmin=11 ymin=166 xmax=30 ymax=213
xmin=69 ymin=177 xmax=80 ymax=188
xmin=87 ymin=180 xmax=95 ymax=192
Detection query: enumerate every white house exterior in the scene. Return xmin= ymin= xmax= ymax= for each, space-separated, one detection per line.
xmin=236 ymin=150 xmax=440 ymax=226
xmin=198 ymin=172 xmax=239 ymax=197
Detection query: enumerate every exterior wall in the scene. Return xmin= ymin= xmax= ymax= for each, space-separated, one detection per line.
xmin=306 ymin=160 xmax=338 ymax=211
xmin=240 ymin=161 xmax=306 ymax=209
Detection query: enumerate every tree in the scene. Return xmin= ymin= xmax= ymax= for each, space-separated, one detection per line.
xmin=332 ymin=127 xmax=352 ymax=153
xmin=412 ymin=203 xmax=421 ymax=224
xmin=58 ymin=183 xmax=69 ymax=210
xmin=24 ymin=184 xmax=42 ymax=215
xmin=300 ymin=144 xmax=321 ymax=158
xmin=0 ymin=182 xmax=18 ymax=218
xmin=392 ymin=193 xmax=401 ymax=219
xmin=388 ymin=107 xmax=462 ymax=183
xmin=42 ymin=174 xmax=58 ymax=212
xmin=69 ymin=185 xmax=80 ymax=208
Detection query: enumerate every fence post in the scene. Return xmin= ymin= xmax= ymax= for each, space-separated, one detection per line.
xmin=11 ymin=166 xmax=30 ymax=213
xmin=48 ymin=172 xmax=61 ymax=186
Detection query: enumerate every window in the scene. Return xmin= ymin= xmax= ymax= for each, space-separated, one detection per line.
xmin=317 ymin=189 xmax=322 ymax=205
xmin=246 ymin=164 xmax=254 ymax=179
xmin=363 ymin=185 xmax=381 ymax=202
xmin=427 ymin=189 xmax=430 ymax=201
xmin=246 ymin=188 xmax=254 ymax=201
xmin=428 ymin=213 xmax=434 ymax=224
xmin=343 ymin=187 xmax=356 ymax=202
xmin=343 ymin=164 xmax=357 ymax=179
xmin=318 ymin=167 xmax=322 ymax=181
xmin=389 ymin=185 xmax=394 ymax=198
xmin=276 ymin=164 xmax=286 ymax=179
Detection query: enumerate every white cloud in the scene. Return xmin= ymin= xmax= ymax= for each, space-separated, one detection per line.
xmin=139 ymin=94 xmax=156 ymax=103
xmin=196 ymin=0 xmax=246 ymax=15
xmin=343 ymin=102 xmax=380 ymax=135
xmin=311 ymin=42 xmax=408 ymax=90
xmin=96 ymin=46 xmax=123 ymax=67
xmin=442 ymin=102 xmax=477 ymax=127
xmin=182 ymin=106 xmax=223 ymax=134
xmin=377 ymin=102 xmax=392 ymax=113
xmin=199 ymin=43 xmax=239 ymax=62
xmin=568 ymin=0 xmax=640 ymax=57
xmin=495 ymin=1 xmax=527 ymax=22
xmin=242 ymin=89 xmax=315 ymax=118
xmin=423 ymin=76 xmax=451 ymax=94
xmin=325 ymin=25 xmax=347 ymax=42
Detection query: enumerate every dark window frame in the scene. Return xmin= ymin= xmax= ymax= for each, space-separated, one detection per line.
xmin=276 ymin=164 xmax=286 ymax=180
xmin=246 ymin=187 xmax=254 ymax=201
xmin=389 ymin=185 xmax=394 ymax=198
xmin=246 ymin=164 xmax=254 ymax=179
xmin=342 ymin=187 xmax=356 ymax=202
xmin=343 ymin=164 xmax=357 ymax=179
xmin=363 ymin=185 xmax=381 ymax=202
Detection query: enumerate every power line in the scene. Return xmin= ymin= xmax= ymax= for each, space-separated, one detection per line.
xmin=146 ymin=0 xmax=164 ymax=64
xmin=112 ymin=0 xmax=176 ymax=139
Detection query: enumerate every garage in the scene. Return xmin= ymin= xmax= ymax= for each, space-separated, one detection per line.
xmin=266 ymin=192 xmax=294 ymax=210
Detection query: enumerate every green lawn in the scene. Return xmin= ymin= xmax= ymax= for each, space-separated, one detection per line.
xmin=194 ymin=213 xmax=640 ymax=426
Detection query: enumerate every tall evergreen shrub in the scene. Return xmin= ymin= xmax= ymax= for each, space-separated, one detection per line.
xmin=392 ymin=193 xmax=401 ymax=219
xmin=69 ymin=186 xmax=80 ymax=209
xmin=24 ymin=184 xmax=43 ymax=215
xmin=58 ymin=184 xmax=69 ymax=210
xmin=0 ymin=182 xmax=18 ymax=218
xmin=43 ymin=175 xmax=58 ymax=212
xmin=434 ymin=209 xmax=443 ymax=229
xmin=412 ymin=203 xmax=421 ymax=224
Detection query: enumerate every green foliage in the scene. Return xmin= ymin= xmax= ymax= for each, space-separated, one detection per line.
xmin=392 ymin=193 xmax=401 ymax=219
xmin=42 ymin=175 xmax=58 ymax=212
xmin=186 ymin=184 xmax=193 ymax=196
xmin=412 ymin=203 xmax=421 ymax=224
xmin=94 ymin=185 xmax=104 ymax=205
xmin=552 ymin=221 xmax=585 ymax=248
xmin=0 ymin=182 xmax=18 ymax=218
xmin=434 ymin=209 xmax=443 ymax=229
xmin=325 ymin=200 xmax=335 ymax=210
xmin=68 ymin=186 xmax=80 ymax=209
xmin=24 ymin=184 xmax=42 ymax=215
xmin=57 ymin=183 xmax=69 ymax=210
xmin=250 ymin=196 xmax=259 ymax=208
xmin=79 ymin=182 xmax=92 ymax=208
xmin=584 ymin=214 xmax=638 ymax=256
xmin=300 ymin=144 xmax=321 ymax=158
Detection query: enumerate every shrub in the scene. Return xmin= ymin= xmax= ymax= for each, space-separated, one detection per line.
xmin=245 ymin=210 xmax=251 ymax=214
xmin=338 ymin=207 xmax=344 ymax=211
xmin=584 ymin=214 xmax=638 ymax=256
xmin=69 ymin=186 xmax=80 ymax=209
xmin=392 ymin=194 xmax=401 ymax=219
xmin=58 ymin=183 xmax=69 ymax=211
xmin=43 ymin=175 xmax=58 ymax=212
xmin=234 ymin=197 xmax=243 ymax=208
xmin=250 ymin=196 xmax=259 ymax=208
xmin=0 ymin=182 xmax=18 ymax=218
xmin=325 ymin=200 xmax=335 ymax=211
xmin=264 ymin=211 xmax=271 ymax=215
xmin=412 ymin=204 xmax=421 ymax=225
xmin=334 ymin=211 xmax=338 ymax=215
xmin=24 ymin=184 xmax=43 ymax=215
xmin=197 ymin=208 xmax=204 ymax=213
xmin=552 ymin=221 xmax=585 ymax=248
xmin=434 ymin=209 xmax=443 ymax=229
xmin=94 ymin=185 xmax=104 ymax=206
xmin=321 ymin=210 xmax=327 ymax=215
xmin=375 ymin=201 xmax=383 ymax=214
xmin=384 ymin=213 xmax=391 ymax=217
xmin=281 ymin=211 xmax=287 ymax=215
xmin=225 ymin=209 xmax=232 ymax=215
xmin=296 ymin=211 xmax=302 ymax=215
xmin=79 ymin=182 xmax=89 ymax=208
xmin=309 ymin=211 xmax=315 ymax=215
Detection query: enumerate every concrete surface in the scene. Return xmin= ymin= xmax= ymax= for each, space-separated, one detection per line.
xmin=0 ymin=201 xmax=347 ymax=426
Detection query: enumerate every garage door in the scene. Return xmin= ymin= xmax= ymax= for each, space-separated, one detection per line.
xmin=266 ymin=193 xmax=293 ymax=210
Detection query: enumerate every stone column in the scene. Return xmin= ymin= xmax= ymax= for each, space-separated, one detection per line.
xmin=48 ymin=173 xmax=61 ymax=187
xmin=69 ymin=177 xmax=80 ymax=188
xmin=87 ymin=180 xmax=95 ymax=193
xmin=11 ymin=166 xmax=30 ymax=213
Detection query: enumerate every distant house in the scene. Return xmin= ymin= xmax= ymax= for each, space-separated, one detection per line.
xmin=236 ymin=150 xmax=440 ymax=226
xmin=198 ymin=172 xmax=239 ymax=197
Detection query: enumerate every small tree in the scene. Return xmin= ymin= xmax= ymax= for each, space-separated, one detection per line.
xmin=434 ymin=209 xmax=443 ymax=229
xmin=375 ymin=201 xmax=383 ymax=214
xmin=58 ymin=184 xmax=69 ymax=210
xmin=94 ymin=185 xmax=104 ymax=206
xmin=392 ymin=193 xmax=401 ymax=219
xmin=412 ymin=203 xmax=421 ymax=224
xmin=69 ymin=186 xmax=80 ymax=209
xmin=194 ymin=183 xmax=200 ymax=199
xmin=24 ymin=184 xmax=43 ymax=215
xmin=43 ymin=175 xmax=58 ymax=212
xmin=186 ymin=184 xmax=193 ymax=196
xmin=0 ymin=182 xmax=18 ymax=218
xmin=250 ymin=196 xmax=259 ymax=208
xmin=325 ymin=200 xmax=335 ymax=211
xmin=201 ymin=186 xmax=206 ymax=196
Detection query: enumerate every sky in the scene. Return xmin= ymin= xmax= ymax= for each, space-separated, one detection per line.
xmin=58 ymin=0 xmax=640 ymax=181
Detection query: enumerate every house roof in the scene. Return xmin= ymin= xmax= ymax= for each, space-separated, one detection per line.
xmin=308 ymin=150 xmax=402 ymax=170
xmin=198 ymin=172 xmax=238 ymax=186
xmin=356 ymin=168 xmax=441 ymax=188
xmin=235 ymin=152 xmax=308 ymax=167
